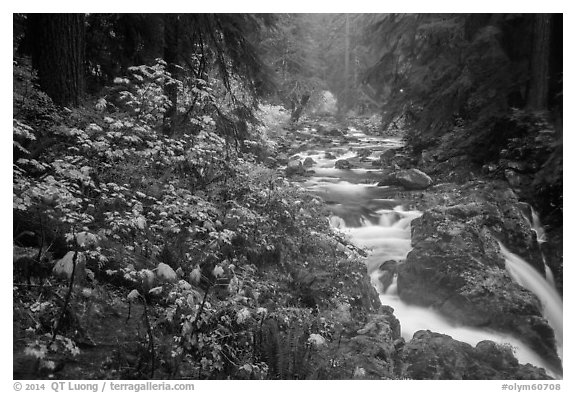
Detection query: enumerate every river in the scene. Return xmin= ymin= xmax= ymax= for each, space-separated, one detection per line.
xmin=291 ymin=124 xmax=562 ymax=378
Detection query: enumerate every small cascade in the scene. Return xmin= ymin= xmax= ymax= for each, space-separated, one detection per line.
xmin=523 ymin=206 xmax=557 ymax=288
xmin=379 ymin=276 xmax=551 ymax=371
xmin=332 ymin=202 xmax=555 ymax=374
xmin=334 ymin=207 xmax=416 ymax=273
xmin=500 ymin=243 xmax=563 ymax=358
xmin=531 ymin=207 xmax=547 ymax=243
xmin=299 ymin=129 xmax=560 ymax=378
xmin=545 ymin=264 xmax=556 ymax=287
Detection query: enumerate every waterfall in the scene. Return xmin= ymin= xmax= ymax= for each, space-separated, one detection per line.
xmin=333 ymin=204 xmax=555 ymax=374
xmin=522 ymin=207 xmax=557 ymax=288
xmin=300 ymin=130 xmax=560 ymax=378
xmin=500 ymin=243 xmax=563 ymax=358
xmin=531 ymin=206 xmax=547 ymax=243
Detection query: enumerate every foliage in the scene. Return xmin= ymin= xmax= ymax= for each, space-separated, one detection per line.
xmin=258 ymin=14 xmax=327 ymax=120
xmin=359 ymin=14 xmax=551 ymax=139
xmin=83 ymin=14 xmax=275 ymax=97
xmin=310 ymin=14 xmax=376 ymax=114
xmin=502 ymin=110 xmax=562 ymax=218
xmin=13 ymin=55 xmax=371 ymax=379
xmin=359 ymin=14 xmax=562 ymax=223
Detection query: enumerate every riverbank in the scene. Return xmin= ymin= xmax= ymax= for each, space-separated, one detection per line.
xmin=13 ymin=110 xmax=562 ymax=380
xmin=272 ymin=115 xmax=562 ymax=379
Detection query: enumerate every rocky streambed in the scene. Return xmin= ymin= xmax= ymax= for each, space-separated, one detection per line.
xmin=269 ymin=118 xmax=563 ymax=379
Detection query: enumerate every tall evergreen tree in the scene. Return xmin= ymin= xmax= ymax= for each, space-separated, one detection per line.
xmin=81 ymin=13 xmax=275 ymax=138
xmin=527 ymin=14 xmax=552 ymax=110
xmin=29 ymin=14 xmax=86 ymax=107
xmin=259 ymin=14 xmax=324 ymax=122
xmin=360 ymin=14 xmax=561 ymax=138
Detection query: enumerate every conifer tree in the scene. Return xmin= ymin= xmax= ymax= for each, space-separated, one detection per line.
xmin=29 ymin=14 xmax=86 ymax=107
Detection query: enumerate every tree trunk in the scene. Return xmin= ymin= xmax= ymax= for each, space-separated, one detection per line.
xmin=30 ymin=14 xmax=85 ymax=107
xmin=342 ymin=13 xmax=351 ymax=113
xmin=163 ymin=14 xmax=180 ymax=136
xmin=527 ymin=14 xmax=552 ymax=110
xmin=290 ymin=94 xmax=311 ymax=123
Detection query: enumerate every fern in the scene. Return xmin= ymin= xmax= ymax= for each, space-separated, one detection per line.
xmin=258 ymin=318 xmax=315 ymax=379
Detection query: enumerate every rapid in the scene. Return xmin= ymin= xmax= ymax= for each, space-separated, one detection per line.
xmin=294 ymin=125 xmax=562 ymax=378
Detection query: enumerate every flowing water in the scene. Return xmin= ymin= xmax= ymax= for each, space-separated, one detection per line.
xmin=523 ymin=206 xmax=557 ymax=286
xmin=295 ymin=126 xmax=562 ymax=377
xmin=500 ymin=244 xmax=563 ymax=358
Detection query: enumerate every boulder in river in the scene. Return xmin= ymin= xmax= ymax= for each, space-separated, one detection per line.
xmin=380 ymin=149 xmax=397 ymax=161
xmin=345 ymin=136 xmax=361 ymax=143
xmin=325 ymin=152 xmax=337 ymax=159
xmin=303 ymin=157 xmax=316 ymax=168
xmin=355 ymin=148 xmax=372 ymax=159
xmin=317 ymin=126 xmax=346 ymax=138
xmin=378 ymin=168 xmax=433 ymax=190
xmin=380 ymin=149 xmax=412 ymax=169
xmin=378 ymin=260 xmax=399 ymax=293
xmin=397 ymin=182 xmax=562 ymax=372
xmin=335 ymin=159 xmax=353 ymax=170
xmin=285 ymin=160 xmax=306 ymax=177
xmin=401 ymin=330 xmax=552 ymax=380
xmin=326 ymin=128 xmax=346 ymax=137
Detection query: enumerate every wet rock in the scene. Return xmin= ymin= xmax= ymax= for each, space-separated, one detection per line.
xmin=378 ymin=260 xmax=398 ymax=293
xmin=289 ymin=242 xmax=380 ymax=319
xmin=303 ymin=157 xmax=316 ymax=168
xmin=419 ymin=150 xmax=437 ymax=168
xmin=505 ymin=169 xmax=530 ymax=188
xmin=378 ymin=168 xmax=433 ymax=190
xmin=505 ymin=168 xmax=520 ymax=186
xmin=541 ymin=226 xmax=563 ymax=295
xmin=500 ymin=160 xmax=529 ymax=173
xmin=312 ymin=135 xmax=332 ymax=145
xmin=346 ymin=156 xmax=370 ymax=168
xmin=420 ymin=153 xmax=477 ymax=184
xmin=401 ymin=330 xmax=552 ymax=380
xmin=355 ymin=148 xmax=372 ymax=158
xmin=320 ymin=128 xmax=346 ymax=137
xmin=482 ymin=163 xmax=499 ymax=174
xmin=329 ymin=128 xmax=346 ymax=137
xmin=380 ymin=150 xmax=412 ymax=169
xmin=380 ymin=149 xmax=397 ymax=161
xmin=285 ymin=160 xmax=306 ymax=177
xmin=335 ymin=159 xmax=353 ymax=170
xmin=321 ymin=310 xmax=401 ymax=379
xmin=396 ymin=183 xmax=561 ymax=371
xmin=263 ymin=156 xmax=278 ymax=168
xmin=395 ymin=169 xmax=433 ymax=189
xmin=277 ymin=153 xmax=289 ymax=166
xmin=325 ymin=152 xmax=337 ymax=159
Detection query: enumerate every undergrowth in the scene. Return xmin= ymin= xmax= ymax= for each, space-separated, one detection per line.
xmin=13 ymin=58 xmax=374 ymax=379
